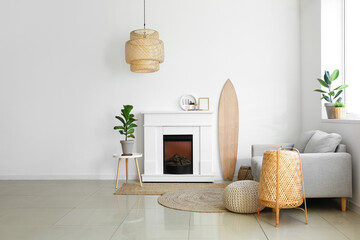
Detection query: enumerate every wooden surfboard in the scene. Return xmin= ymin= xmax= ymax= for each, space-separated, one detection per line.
xmin=218 ymin=79 xmax=239 ymax=180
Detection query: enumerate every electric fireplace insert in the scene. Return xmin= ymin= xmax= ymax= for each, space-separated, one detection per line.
xmin=163 ymin=135 xmax=193 ymax=174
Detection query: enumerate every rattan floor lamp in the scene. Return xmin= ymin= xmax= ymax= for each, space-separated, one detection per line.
xmin=257 ymin=147 xmax=308 ymax=228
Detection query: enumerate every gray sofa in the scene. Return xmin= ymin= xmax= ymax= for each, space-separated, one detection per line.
xmin=251 ymin=131 xmax=352 ymax=211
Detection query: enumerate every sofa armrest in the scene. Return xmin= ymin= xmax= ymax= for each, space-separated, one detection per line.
xmin=300 ymin=152 xmax=352 ymax=198
xmin=336 ymin=144 xmax=347 ymax=152
xmin=251 ymin=143 xmax=294 ymax=157
xmin=301 ymin=152 xmax=351 ymax=163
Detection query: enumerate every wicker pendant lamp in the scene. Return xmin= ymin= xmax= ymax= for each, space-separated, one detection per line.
xmin=125 ymin=0 xmax=164 ymax=73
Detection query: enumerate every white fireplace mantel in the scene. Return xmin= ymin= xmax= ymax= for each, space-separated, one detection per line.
xmin=142 ymin=111 xmax=214 ymax=182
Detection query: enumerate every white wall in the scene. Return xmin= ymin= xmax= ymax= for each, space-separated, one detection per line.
xmin=0 ymin=0 xmax=301 ymax=180
xmin=301 ymin=0 xmax=360 ymax=210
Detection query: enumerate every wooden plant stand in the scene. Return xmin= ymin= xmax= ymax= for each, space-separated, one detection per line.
xmin=113 ymin=153 xmax=143 ymax=189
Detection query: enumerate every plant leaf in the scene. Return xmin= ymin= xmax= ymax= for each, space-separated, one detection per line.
xmin=128 ymin=134 xmax=135 ymax=139
xmin=126 ymin=118 xmax=137 ymax=126
xmin=121 ymin=105 xmax=133 ymax=119
xmin=123 ymin=105 xmax=133 ymax=114
xmin=334 ymin=101 xmax=345 ymax=107
xmin=322 ymin=94 xmax=331 ymax=103
xmin=334 ymin=90 xmax=343 ymax=99
xmin=314 ymin=89 xmax=327 ymax=93
xmin=334 ymin=84 xmax=348 ymax=91
xmin=127 ymin=128 xmax=135 ymax=134
xmin=114 ymin=126 xmax=124 ymax=130
xmin=119 ymin=130 xmax=124 ymax=134
xmin=115 ymin=116 xmax=126 ymax=125
xmin=325 ymin=71 xmax=331 ymax=82
xmin=121 ymin=109 xmax=129 ymax=119
xmin=324 ymin=72 xmax=330 ymax=85
xmin=128 ymin=123 xmax=137 ymax=128
xmin=336 ymin=97 xmax=343 ymax=103
xmin=317 ymin=79 xmax=329 ymax=88
xmin=330 ymin=69 xmax=339 ymax=82
xmin=329 ymin=91 xmax=335 ymax=96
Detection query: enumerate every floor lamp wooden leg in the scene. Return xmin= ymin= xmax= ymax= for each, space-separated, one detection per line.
xmin=341 ymin=197 xmax=347 ymax=212
xmin=126 ymin=158 xmax=128 ymax=184
xmin=134 ymin=158 xmax=142 ymax=187
xmin=304 ymin=197 xmax=308 ymax=224
xmin=115 ymin=158 xmax=122 ymax=189
xmin=275 ymin=207 xmax=280 ymax=228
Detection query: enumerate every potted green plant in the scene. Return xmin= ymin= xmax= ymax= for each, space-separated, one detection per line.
xmin=114 ymin=105 xmax=137 ymax=155
xmin=314 ymin=69 xmax=348 ymax=119
xmin=333 ymin=101 xmax=346 ymax=119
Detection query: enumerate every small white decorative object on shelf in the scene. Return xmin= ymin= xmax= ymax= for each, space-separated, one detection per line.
xmin=179 ymin=95 xmax=197 ymax=111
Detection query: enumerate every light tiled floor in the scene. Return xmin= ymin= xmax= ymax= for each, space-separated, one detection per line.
xmin=0 ymin=180 xmax=358 ymax=240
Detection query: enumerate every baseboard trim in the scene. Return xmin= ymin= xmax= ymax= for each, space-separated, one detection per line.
xmin=348 ymin=200 xmax=360 ymax=215
xmin=0 ymin=174 xmax=136 ymax=180
xmin=0 ymin=174 xmax=226 ymax=181
xmin=142 ymin=174 xmax=215 ymax=182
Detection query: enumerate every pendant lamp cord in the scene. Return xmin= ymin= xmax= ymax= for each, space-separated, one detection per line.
xmin=143 ymin=0 xmax=146 ymax=38
xmin=144 ymin=0 xmax=146 ymax=38
xmin=144 ymin=0 xmax=146 ymax=29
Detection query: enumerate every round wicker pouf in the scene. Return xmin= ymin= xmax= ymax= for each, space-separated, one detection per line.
xmin=223 ymin=180 xmax=264 ymax=214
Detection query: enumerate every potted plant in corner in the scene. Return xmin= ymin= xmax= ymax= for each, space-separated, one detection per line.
xmin=114 ymin=105 xmax=137 ymax=155
xmin=333 ymin=101 xmax=346 ymax=119
xmin=314 ymin=69 xmax=348 ymax=119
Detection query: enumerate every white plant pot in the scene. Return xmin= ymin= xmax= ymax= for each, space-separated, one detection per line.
xmin=324 ymin=103 xmax=334 ymax=119
xmin=120 ymin=140 xmax=134 ymax=155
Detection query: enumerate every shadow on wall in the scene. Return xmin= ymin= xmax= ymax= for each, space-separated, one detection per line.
xmin=135 ymin=112 xmax=144 ymax=171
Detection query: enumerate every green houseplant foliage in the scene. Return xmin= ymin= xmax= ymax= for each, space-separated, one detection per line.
xmin=314 ymin=69 xmax=348 ymax=103
xmin=114 ymin=105 xmax=138 ymax=141
xmin=333 ymin=101 xmax=345 ymax=108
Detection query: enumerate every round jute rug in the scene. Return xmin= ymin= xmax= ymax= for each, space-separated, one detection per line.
xmin=157 ymin=188 xmax=228 ymax=213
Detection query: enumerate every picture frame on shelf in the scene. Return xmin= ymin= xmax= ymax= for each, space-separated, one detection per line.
xmin=198 ymin=97 xmax=209 ymax=111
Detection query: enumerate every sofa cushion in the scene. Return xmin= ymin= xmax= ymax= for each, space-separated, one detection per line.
xmin=251 ymin=156 xmax=263 ymax=182
xmin=294 ymin=130 xmax=317 ymax=153
xmin=251 ymin=143 xmax=294 ymax=157
xmin=304 ymin=130 xmax=342 ymax=153
xmin=335 ymin=144 xmax=347 ymax=152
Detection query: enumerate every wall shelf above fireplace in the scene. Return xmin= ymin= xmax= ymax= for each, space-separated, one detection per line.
xmin=141 ymin=111 xmax=214 ymax=114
